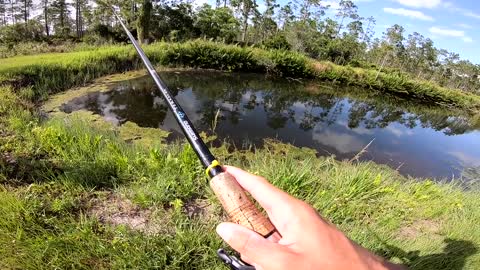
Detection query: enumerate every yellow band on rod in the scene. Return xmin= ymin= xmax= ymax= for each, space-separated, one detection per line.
xmin=206 ymin=160 xmax=221 ymax=177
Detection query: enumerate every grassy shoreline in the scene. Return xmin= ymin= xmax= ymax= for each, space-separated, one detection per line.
xmin=1 ymin=41 xmax=480 ymax=269
xmin=1 ymin=40 xmax=479 ymax=111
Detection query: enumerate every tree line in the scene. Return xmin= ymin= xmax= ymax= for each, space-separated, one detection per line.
xmin=0 ymin=0 xmax=478 ymax=93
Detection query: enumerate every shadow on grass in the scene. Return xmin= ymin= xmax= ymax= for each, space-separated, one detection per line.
xmin=378 ymin=238 xmax=477 ymax=270
xmin=0 ymin=153 xmax=61 ymax=186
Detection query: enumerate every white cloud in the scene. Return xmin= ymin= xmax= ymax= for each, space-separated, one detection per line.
xmin=428 ymin=26 xmax=473 ymax=43
xmin=323 ymin=1 xmax=341 ymax=10
xmin=464 ymin=11 xmax=480 ymax=19
xmin=429 ymin=26 xmax=464 ymax=37
xmin=394 ymin=0 xmax=443 ymax=9
xmin=448 ymin=151 xmax=480 ymax=166
xmin=383 ymin=7 xmax=434 ymax=21
xmin=442 ymin=1 xmax=454 ymax=8
xmin=441 ymin=2 xmax=480 ymax=20
xmin=456 ymin=23 xmax=473 ymax=29
xmin=323 ymin=0 xmax=374 ymax=10
xmin=385 ymin=125 xmax=413 ymax=137
xmin=312 ymin=129 xmax=366 ymax=154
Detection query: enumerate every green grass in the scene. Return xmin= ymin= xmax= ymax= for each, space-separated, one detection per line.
xmin=1 ymin=84 xmax=480 ymax=269
xmin=1 ymin=40 xmax=479 ymax=110
xmin=1 ymin=41 xmax=480 ymax=269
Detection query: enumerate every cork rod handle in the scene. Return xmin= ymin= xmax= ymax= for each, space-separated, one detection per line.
xmin=210 ymin=172 xmax=275 ymax=237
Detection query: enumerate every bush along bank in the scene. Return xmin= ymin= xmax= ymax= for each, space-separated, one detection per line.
xmin=1 ymin=40 xmax=479 ymax=111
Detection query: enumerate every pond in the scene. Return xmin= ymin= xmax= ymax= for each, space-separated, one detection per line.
xmin=60 ymin=70 xmax=480 ymax=180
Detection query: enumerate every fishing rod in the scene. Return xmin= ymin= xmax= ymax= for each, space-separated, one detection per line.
xmin=107 ymin=5 xmax=278 ymax=270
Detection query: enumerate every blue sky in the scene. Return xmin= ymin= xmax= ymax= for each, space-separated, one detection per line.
xmin=338 ymin=0 xmax=480 ymax=64
xmin=200 ymin=0 xmax=479 ymax=64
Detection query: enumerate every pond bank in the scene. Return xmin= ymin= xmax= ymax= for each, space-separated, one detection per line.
xmin=1 ymin=85 xmax=480 ymax=268
xmin=1 ymin=40 xmax=480 ymax=111
xmin=46 ymin=69 xmax=480 ymax=179
xmin=1 ymin=43 xmax=480 ymax=269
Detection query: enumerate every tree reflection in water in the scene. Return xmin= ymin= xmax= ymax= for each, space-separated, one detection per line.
xmin=60 ymin=70 xmax=480 ymax=179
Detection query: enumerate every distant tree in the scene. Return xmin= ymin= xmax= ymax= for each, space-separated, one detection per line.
xmin=335 ymin=0 xmax=358 ymax=36
xmin=0 ymin=19 xmax=43 ymax=43
xmin=320 ymin=17 xmax=338 ymax=39
xmin=0 ymin=0 xmax=6 ymax=26
xmin=258 ymin=0 xmax=278 ymax=40
xmin=216 ymin=0 xmax=229 ymax=8
xmin=50 ymin=0 xmax=70 ymax=37
xmin=262 ymin=33 xmax=291 ymax=50
xmin=151 ymin=3 xmax=196 ymax=41
xmin=299 ymin=0 xmax=324 ymax=21
xmin=137 ymin=0 xmax=152 ymax=44
xmin=8 ymin=0 xmax=22 ymax=24
xmin=230 ymin=0 xmax=257 ymax=42
xmin=362 ymin=16 xmax=375 ymax=46
xmin=277 ymin=2 xmax=294 ymax=30
xmin=41 ymin=0 xmax=49 ymax=36
xmin=19 ymin=0 xmax=32 ymax=22
xmin=346 ymin=19 xmax=363 ymax=39
xmin=74 ymin=0 xmax=87 ymax=38
xmin=195 ymin=5 xmax=239 ymax=43
xmin=384 ymin=24 xmax=404 ymax=46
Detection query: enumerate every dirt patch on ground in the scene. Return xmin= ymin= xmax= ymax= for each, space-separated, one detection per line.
xmin=89 ymin=194 xmax=219 ymax=235
xmin=397 ymin=219 xmax=442 ymax=240
xmin=183 ymin=199 xmax=217 ymax=221
xmin=89 ymin=193 xmax=171 ymax=235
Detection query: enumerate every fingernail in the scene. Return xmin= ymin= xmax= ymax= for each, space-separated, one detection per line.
xmin=216 ymin=223 xmax=233 ymax=242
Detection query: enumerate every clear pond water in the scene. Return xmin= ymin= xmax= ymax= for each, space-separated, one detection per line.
xmin=60 ymin=70 xmax=480 ymax=180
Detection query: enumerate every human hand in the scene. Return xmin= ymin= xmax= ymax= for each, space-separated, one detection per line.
xmin=216 ymin=166 xmax=405 ymax=270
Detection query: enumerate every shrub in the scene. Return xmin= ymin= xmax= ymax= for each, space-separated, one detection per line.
xmin=262 ymin=33 xmax=291 ymax=51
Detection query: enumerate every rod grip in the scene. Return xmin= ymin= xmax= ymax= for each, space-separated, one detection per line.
xmin=210 ymin=172 xmax=275 ymax=237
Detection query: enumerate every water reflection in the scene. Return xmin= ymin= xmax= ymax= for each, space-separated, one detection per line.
xmin=60 ymin=70 xmax=480 ymax=180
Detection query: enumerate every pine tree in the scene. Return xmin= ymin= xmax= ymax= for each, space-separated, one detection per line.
xmin=20 ymin=0 xmax=32 ymax=22
xmin=336 ymin=0 xmax=359 ymax=37
xmin=137 ymin=0 xmax=152 ymax=44
xmin=42 ymin=0 xmax=49 ymax=36
xmin=74 ymin=0 xmax=87 ymax=38
xmin=0 ymin=0 xmax=7 ymax=26
xmin=50 ymin=0 xmax=70 ymax=36
xmin=9 ymin=0 xmax=22 ymax=24
xmin=231 ymin=0 xmax=257 ymax=42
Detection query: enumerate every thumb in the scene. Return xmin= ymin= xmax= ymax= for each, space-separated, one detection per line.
xmin=216 ymin=222 xmax=291 ymax=267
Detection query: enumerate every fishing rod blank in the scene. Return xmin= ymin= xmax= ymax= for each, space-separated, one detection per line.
xmin=110 ymin=6 xmax=277 ymax=269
